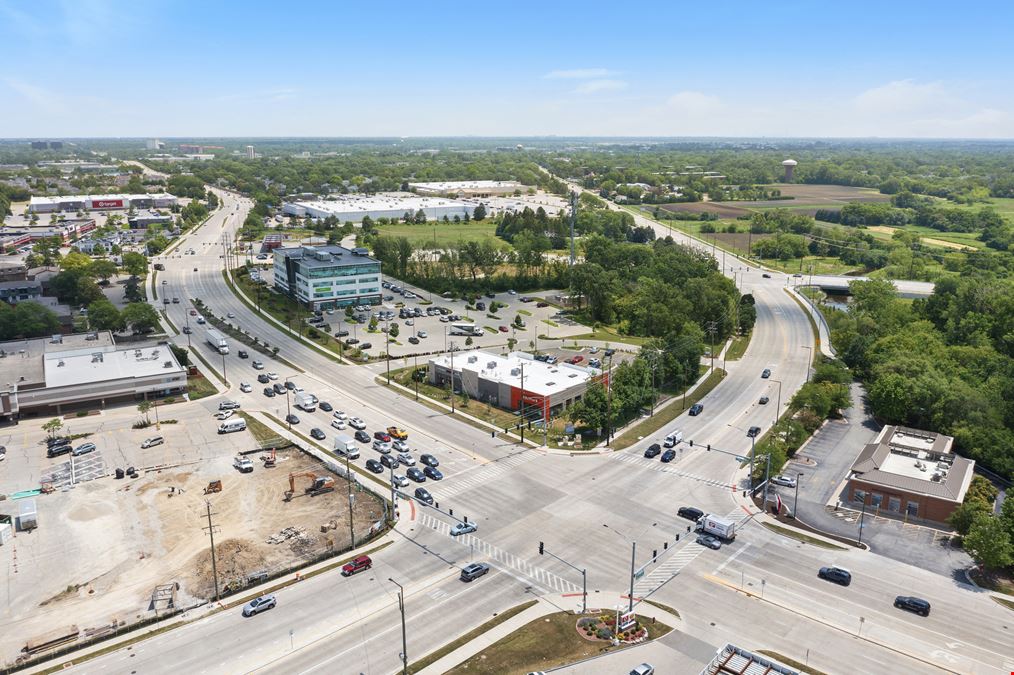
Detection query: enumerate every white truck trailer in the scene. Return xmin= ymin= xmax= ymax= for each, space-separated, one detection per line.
xmin=696 ymin=513 xmax=736 ymax=540
xmin=294 ymin=391 xmax=318 ymax=412
xmin=206 ymin=328 xmax=229 ymax=355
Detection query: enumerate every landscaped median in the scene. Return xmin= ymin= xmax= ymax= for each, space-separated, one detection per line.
xmin=442 ymin=610 xmax=671 ymax=674
xmin=611 ymin=368 xmax=726 ymax=450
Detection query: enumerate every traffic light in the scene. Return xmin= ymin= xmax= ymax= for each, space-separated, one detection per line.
xmin=491 ymin=430 xmax=495 ymax=438
xmin=675 ymin=533 xmax=680 ymax=541
xmin=689 ymin=440 xmax=694 ymax=447
xmin=539 ymin=541 xmax=544 ymax=555
xmin=707 ymin=444 xmax=711 ymax=452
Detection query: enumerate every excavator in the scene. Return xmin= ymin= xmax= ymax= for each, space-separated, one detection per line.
xmin=284 ymin=472 xmax=335 ymax=502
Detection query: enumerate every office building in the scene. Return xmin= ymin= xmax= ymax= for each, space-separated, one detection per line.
xmin=847 ymin=425 xmax=974 ymax=523
xmin=272 ymin=245 xmax=382 ymax=310
xmin=408 ymin=180 xmax=524 ymax=197
xmin=0 ymin=332 xmax=187 ymax=419
xmin=427 ymin=350 xmax=604 ymax=422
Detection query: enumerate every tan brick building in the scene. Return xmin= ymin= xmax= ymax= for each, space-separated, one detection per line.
xmin=846 ymin=426 xmax=974 ymax=524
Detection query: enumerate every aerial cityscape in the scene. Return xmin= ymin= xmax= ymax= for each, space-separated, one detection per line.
xmin=2 ymin=2 xmax=1014 ymax=674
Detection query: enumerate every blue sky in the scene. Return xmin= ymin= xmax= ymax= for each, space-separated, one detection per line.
xmin=2 ymin=0 xmax=1013 ymax=138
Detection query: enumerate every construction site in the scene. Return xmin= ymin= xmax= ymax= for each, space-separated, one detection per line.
xmin=0 ymin=419 xmax=385 ymax=666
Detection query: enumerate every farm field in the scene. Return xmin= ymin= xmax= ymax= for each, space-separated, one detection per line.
xmin=374 ymin=221 xmax=504 ymax=249
xmin=866 ymin=225 xmax=983 ymax=250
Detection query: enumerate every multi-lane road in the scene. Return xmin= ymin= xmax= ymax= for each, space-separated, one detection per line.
xmin=64 ymin=188 xmax=1013 ymax=674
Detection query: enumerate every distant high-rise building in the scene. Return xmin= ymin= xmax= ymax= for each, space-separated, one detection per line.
xmin=31 ymin=141 xmax=47 ymax=150
xmin=49 ymin=141 xmax=63 ymax=150
xmin=782 ymin=159 xmax=798 ymax=181
xmin=245 ymin=145 xmax=255 ymax=158
xmin=146 ymin=139 xmax=165 ymax=150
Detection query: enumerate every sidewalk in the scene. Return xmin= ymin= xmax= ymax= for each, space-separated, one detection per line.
xmin=416 ymin=593 xmax=683 ymax=675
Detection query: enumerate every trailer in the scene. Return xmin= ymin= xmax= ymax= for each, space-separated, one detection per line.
xmin=23 ymin=625 xmax=79 ymax=655
xmin=449 ymin=322 xmax=482 ymax=337
xmin=696 ymin=513 xmax=736 ymax=541
xmin=206 ymin=328 xmax=229 ymax=355
xmin=18 ymin=499 xmax=37 ymax=532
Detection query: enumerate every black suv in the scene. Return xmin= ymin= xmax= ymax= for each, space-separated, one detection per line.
xmin=354 ymin=430 xmax=371 ymax=443
xmin=237 ymin=350 xmax=249 ymax=359
xmin=818 ymin=566 xmax=852 ymax=586
xmin=643 ymin=443 xmax=661 ymax=459
xmin=257 ymin=374 xmax=270 ymax=383
xmin=47 ymin=444 xmax=72 ymax=458
xmin=677 ymin=506 xmax=704 ymax=522
xmin=747 ymin=426 xmax=762 ymax=438
xmin=894 ymin=596 xmax=930 ymax=616
xmin=688 ymin=403 xmax=704 ymax=416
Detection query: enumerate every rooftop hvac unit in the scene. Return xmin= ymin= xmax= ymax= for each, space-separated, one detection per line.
xmin=163 ymin=361 xmax=173 ymax=368
xmin=91 ymin=352 xmax=103 ymax=363
xmin=467 ymin=355 xmax=478 ymax=364
xmin=510 ymin=367 xmax=520 ymax=376
xmin=134 ymin=350 xmax=142 ymax=357
xmin=486 ymin=361 xmax=497 ymax=369
xmin=151 ymin=350 xmax=159 ymax=357
xmin=57 ymin=360 xmax=64 ymax=367
xmin=86 ymin=332 xmax=98 ymax=340
xmin=50 ymin=334 xmax=62 ymax=344
xmin=931 ymin=473 xmax=942 ymax=482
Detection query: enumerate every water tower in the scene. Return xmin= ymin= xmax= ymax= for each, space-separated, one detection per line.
xmin=782 ymin=159 xmax=798 ymax=181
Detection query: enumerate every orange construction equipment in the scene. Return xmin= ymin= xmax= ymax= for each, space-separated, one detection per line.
xmin=387 ymin=426 xmax=408 ymax=440
xmin=262 ymin=448 xmax=276 ymax=468
xmin=204 ymin=480 xmax=223 ymax=494
xmin=284 ymin=472 xmax=335 ymax=501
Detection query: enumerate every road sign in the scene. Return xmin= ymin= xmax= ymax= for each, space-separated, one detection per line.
xmin=619 ymin=610 xmax=635 ymax=630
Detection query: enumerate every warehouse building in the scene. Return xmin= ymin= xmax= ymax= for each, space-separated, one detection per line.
xmin=846 ymin=425 xmax=974 ymax=524
xmin=27 ymin=193 xmax=177 ymax=213
xmin=272 ymin=245 xmax=382 ymax=310
xmin=281 ymin=194 xmax=470 ymax=222
xmin=408 ymin=180 xmax=524 ymax=198
xmin=0 ymin=332 xmax=187 ymax=420
xmin=427 ymin=350 xmax=604 ymax=422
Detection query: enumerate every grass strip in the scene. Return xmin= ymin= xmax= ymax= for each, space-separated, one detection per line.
xmin=187 ymin=344 xmax=224 ymax=384
xmin=724 ymin=332 xmax=752 ymax=361
xmin=756 ymin=650 xmax=829 ymax=675
xmin=611 ymin=369 xmax=725 ymax=450
xmin=570 ymin=327 xmax=649 ymax=346
xmin=990 ymin=596 xmax=1014 ymax=612
xmin=517 ymin=309 xmax=532 ymax=316
xmin=541 ymin=318 xmax=559 ymax=327
xmin=236 ymin=411 xmax=287 ymax=448
xmin=761 ymin=522 xmax=847 ymax=550
xmin=187 ymin=375 xmax=218 ymax=400
xmin=406 ymin=599 xmax=538 ymax=673
xmin=642 ymin=598 xmax=681 ymax=619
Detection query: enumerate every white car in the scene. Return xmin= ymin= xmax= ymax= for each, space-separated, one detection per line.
xmin=771 ymin=475 xmax=797 ymax=488
xmin=252 ymin=360 xmax=264 ymax=370
xmin=227 ymin=312 xmax=235 ymax=318
xmin=373 ymin=440 xmax=392 ymax=454
xmin=239 ymin=382 xmax=252 ymax=393
xmin=333 ymin=410 xmax=348 ymax=420
xmin=267 ymin=372 xmax=279 ymax=380
xmin=417 ymin=330 xmax=428 ymax=338
xmin=195 ymin=316 xmax=206 ymax=324
xmin=450 ymin=521 xmax=478 ymax=537
xmin=215 ymin=410 xmax=235 ymax=420
xmin=397 ymin=452 xmax=415 ymax=466
xmin=391 ymin=439 xmax=409 ymax=452
xmin=330 ymin=419 xmax=347 ymax=430
xmin=349 ymin=417 xmax=367 ymax=430
xmin=391 ymin=474 xmax=409 ymax=488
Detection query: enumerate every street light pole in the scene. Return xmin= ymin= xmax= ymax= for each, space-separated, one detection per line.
xmin=793 ymin=472 xmax=804 ymax=518
xmin=801 ymin=345 xmax=812 ymax=383
xmin=345 ymin=453 xmax=355 ymax=548
xmin=771 ymin=379 xmax=783 ymax=428
xmin=628 ymin=540 xmax=636 ymax=613
xmin=749 ymin=434 xmax=756 ymax=493
xmin=385 ymin=317 xmax=391 ymax=385
xmin=389 ymin=578 xmax=408 ymax=675
xmin=284 ymin=376 xmax=293 ymax=429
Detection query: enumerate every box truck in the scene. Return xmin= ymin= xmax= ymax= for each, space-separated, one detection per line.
xmin=206 ymin=328 xmax=229 ymax=355
xmin=449 ymin=322 xmax=483 ymax=337
xmin=334 ymin=434 xmax=360 ymax=458
xmin=294 ymin=391 xmax=317 ymax=412
xmin=19 ymin=499 xmax=38 ymax=531
xmin=696 ymin=513 xmax=736 ymax=540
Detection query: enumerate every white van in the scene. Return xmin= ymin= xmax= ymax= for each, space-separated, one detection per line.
xmin=218 ymin=419 xmax=247 ymax=434
xmin=334 ymin=434 xmax=360 ymax=459
xmin=663 ymin=430 xmax=683 ymax=448
xmin=141 ymin=436 xmax=164 ymax=449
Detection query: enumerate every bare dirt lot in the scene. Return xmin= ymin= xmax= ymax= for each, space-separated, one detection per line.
xmin=767 ymin=183 xmax=890 ymax=203
xmin=659 ymin=202 xmax=751 ymax=218
xmin=0 ymin=447 xmax=383 ymax=662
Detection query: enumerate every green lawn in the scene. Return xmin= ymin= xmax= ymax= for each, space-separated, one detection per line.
xmin=570 ymin=326 xmax=650 ymax=347
xmin=187 ymin=374 xmax=218 ymax=400
xmin=375 ymin=221 xmax=505 ymax=249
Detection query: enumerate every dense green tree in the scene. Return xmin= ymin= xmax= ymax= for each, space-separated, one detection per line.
xmin=121 ymin=302 xmax=160 ymax=333
xmin=964 ymin=513 xmax=1014 ymax=570
xmin=0 ymin=302 xmax=61 ymax=339
xmin=88 ymin=259 xmax=118 ymax=282
xmin=121 ymin=252 xmax=148 ymax=277
xmin=87 ymin=299 xmax=123 ymax=331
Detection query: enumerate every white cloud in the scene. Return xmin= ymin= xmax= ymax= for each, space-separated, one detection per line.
xmin=573 ymin=79 xmax=627 ymax=95
xmin=852 ymin=79 xmax=952 ymax=114
xmin=544 ymin=68 xmax=612 ymax=79
xmin=664 ymin=91 xmax=725 ymax=116
xmin=3 ymin=78 xmax=63 ymax=114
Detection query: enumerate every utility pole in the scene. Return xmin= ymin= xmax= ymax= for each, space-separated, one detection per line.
xmin=628 ymin=540 xmax=636 ymax=613
xmin=706 ymin=320 xmax=718 ymax=372
xmin=606 ymin=354 xmax=614 ymax=444
xmin=221 ymin=351 xmax=228 ymax=387
xmin=413 ymin=354 xmax=419 ymax=401
xmin=385 ymin=317 xmax=391 ymax=385
xmin=345 ymin=453 xmax=355 ymax=549
xmin=202 ymin=500 xmax=221 ymax=601
xmin=449 ymin=340 xmax=456 ymax=414
xmin=571 ymin=190 xmax=580 ymax=267
xmin=749 ymin=434 xmax=756 ymax=493
xmin=519 ymin=360 xmax=525 ymax=444
xmin=762 ymin=451 xmax=772 ymax=512
xmin=389 ymin=578 xmax=408 ymax=675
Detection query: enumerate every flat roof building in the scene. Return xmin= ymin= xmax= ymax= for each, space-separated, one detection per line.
xmin=846 ymin=425 xmax=974 ymax=524
xmin=408 ymin=180 xmax=524 ymax=198
xmin=0 ymin=331 xmax=186 ymax=419
xmin=282 ymin=194 xmax=470 ymax=223
xmin=272 ymin=245 xmax=382 ymax=310
xmin=427 ymin=350 xmax=603 ymax=422
xmin=28 ymin=193 xmax=177 ymax=213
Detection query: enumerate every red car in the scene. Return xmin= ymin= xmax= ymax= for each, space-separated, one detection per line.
xmin=189 ymin=309 xmax=198 ymax=316
xmin=341 ymin=555 xmax=372 ymax=576
xmin=567 ymin=355 xmax=584 ymax=364
xmin=373 ymin=431 xmax=391 ymax=442
xmin=499 ymin=325 xmax=509 ymax=333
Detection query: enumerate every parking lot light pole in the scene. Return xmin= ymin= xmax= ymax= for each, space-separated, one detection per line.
xmin=793 ymin=472 xmax=804 ymax=518
xmin=284 ymin=376 xmax=293 ymax=429
xmin=389 ymin=577 xmax=408 ymax=675
xmin=801 ymin=345 xmax=812 ymax=382
xmin=603 ymin=523 xmax=638 ymax=613
xmin=771 ymin=379 xmax=783 ymax=428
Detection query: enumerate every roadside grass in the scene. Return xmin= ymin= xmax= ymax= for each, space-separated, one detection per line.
xmin=756 ymin=650 xmax=828 ymax=675
xmin=517 ymin=309 xmax=532 ymax=316
xmin=611 ymin=368 xmax=724 ymax=450
xmin=642 ymin=598 xmax=681 ymax=619
xmin=541 ymin=318 xmax=559 ymax=327
xmin=236 ymin=411 xmax=287 ymax=448
xmin=724 ymin=332 xmax=752 ymax=361
xmin=188 ymin=344 xmax=224 ymax=383
xmin=969 ymin=568 xmax=1014 ymax=596
xmin=186 ymin=374 xmax=218 ymax=400
xmin=991 ymin=596 xmax=1014 ymax=612
xmin=761 ymin=522 xmax=847 ymax=550
xmin=446 ymin=611 xmax=671 ymax=675
xmin=760 ymin=256 xmax=860 ymax=276
xmin=406 ymin=600 xmax=538 ymax=673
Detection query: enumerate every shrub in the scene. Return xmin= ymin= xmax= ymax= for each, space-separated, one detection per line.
xmin=596 ymin=628 xmax=612 ymax=640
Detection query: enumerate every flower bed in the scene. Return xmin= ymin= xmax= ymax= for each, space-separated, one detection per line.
xmin=575 ymin=613 xmax=648 ymax=644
